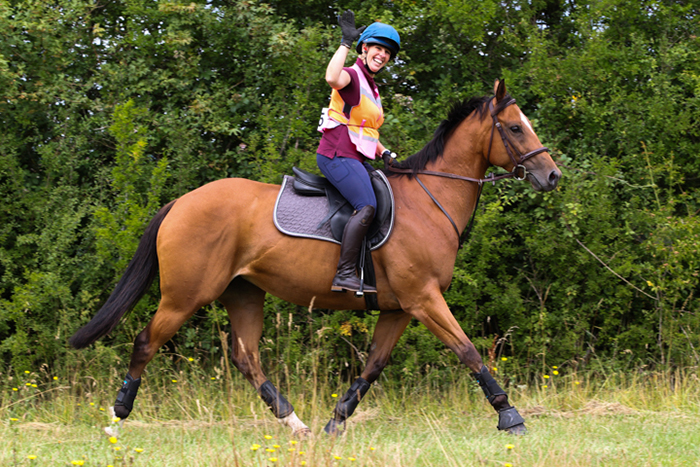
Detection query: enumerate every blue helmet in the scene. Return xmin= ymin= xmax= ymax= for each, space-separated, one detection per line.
xmin=356 ymin=22 xmax=401 ymax=58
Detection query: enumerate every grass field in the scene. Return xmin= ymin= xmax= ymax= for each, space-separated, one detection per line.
xmin=3 ymin=367 xmax=700 ymax=466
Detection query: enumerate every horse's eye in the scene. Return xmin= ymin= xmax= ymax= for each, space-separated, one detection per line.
xmin=510 ymin=125 xmax=522 ymax=133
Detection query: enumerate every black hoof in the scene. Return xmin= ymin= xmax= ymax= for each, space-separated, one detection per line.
xmin=505 ymin=423 xmax=528 ymax=435
xmin=113 ymin=404 xmax=131 ymax=420
xmin=323 ymin=418 xmax=344 ymax=436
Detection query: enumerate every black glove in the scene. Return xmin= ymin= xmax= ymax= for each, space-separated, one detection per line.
xmin=338 ymin=10 xmax=366 ymax=48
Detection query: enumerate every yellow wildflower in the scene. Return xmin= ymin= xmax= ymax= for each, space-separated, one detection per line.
xmin=264 ymin=435 xmax=273 ymax=440
xmin=290 ymin=440 xmax=298 ymax=445
xmin=349 ymin=457 xmax=356 ymax=461
xmin=543 ymin=375 xmax=550 ymax=379
xmin=553 ymin=370 xmax=559 ymax=375
xmin=109 ymin=436 xmax=118 ymax=444
xmin=171 ymin=379 xmax=177 ymax=383
xmin=266 ymin=448 xmax=276 ymax=453
xmin=506 ymin=444 xmax=515 ymax=450
xmin=89 ymin=402 xmax=95 ymax=406
xmin=552 ymin=366 xmax=558 ymax=369
xmin=301 ymin=462 xmax=307 ymax=466
xmin=647 ymin=281 xmax=654 ymax=287
xmin=71 ymin=461 xmax=84 ymax=466
xmin=273 ymin=444 xmax=280 ymax=448
xmin=24 ymin=370 xmax=30 ymax=374
xmin=31 ymin=384 xmax=37 ymax=388
xmin=268 ymin=458 xmax=278 ymax=462
xmin=501 ymin=357 xmax=508 ymax=361
xmin=288 ymin=448 xmax=296 ymax=452
xmin=188 ymin=357 xmax=194 ymax=362
xmin=12 ymin=388 xmax=18 ymax=391
xmin=53 ymin=376 xmax=58 ymax=381
xmin=112 ymin=417 xmax=121 ymax=423
xmin=505 ymin=463 xmax=513 ymax=467
xmin=10 ymin=418 xmax=19 ymax=422
xmin=134 ymin=448 xmax=144 ymax=453
xmin=334 ymin=455 xmax=343 ymax=460
xmin=332 ymin=393 xmax=338 ymax=398
xmin=543 ymin=385 xmax=548 ymax=389
xmin=27 ymin=455 xmax=37 ymax=460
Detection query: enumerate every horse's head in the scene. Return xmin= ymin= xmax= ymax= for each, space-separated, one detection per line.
xmin=487 ymin=79 xmax=561 ymax=192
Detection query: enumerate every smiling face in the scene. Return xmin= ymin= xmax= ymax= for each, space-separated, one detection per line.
xmin=362 ymin=44 xmax=391 ymax=74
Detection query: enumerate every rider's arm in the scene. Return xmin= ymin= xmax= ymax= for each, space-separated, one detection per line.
xmin=326 ymin=45 xmax=353 ymax=90
xmin=375 ymin=140 xmax=386 ymax=156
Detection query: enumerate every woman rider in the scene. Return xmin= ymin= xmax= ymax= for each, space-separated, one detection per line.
xmin=317 ymin=10 xmax=400 ymax=295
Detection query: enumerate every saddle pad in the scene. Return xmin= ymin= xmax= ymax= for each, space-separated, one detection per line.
xmin=273 ymin=171 xmax=394 ymax=251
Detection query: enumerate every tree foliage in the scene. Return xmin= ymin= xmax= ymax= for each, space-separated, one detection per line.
xmin=0 ymin=0 xmax=698 ymax=381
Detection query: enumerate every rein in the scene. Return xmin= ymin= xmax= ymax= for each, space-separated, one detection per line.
xmin=386 ymin=97 xmax=549 ymax=250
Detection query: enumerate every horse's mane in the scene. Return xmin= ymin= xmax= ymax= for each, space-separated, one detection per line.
xmin=386 ymin=94 xmax=512 ymax=177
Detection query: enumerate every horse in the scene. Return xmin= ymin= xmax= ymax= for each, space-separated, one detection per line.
xmin=69 ymin=79 xmax=561 ymax=436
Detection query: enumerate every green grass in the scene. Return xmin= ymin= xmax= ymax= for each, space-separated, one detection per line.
xmin=3 ymin=367 xmax=700 ymax=466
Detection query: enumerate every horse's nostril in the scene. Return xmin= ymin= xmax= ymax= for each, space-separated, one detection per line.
xmin=549 ymin=169 xmax=561 ymax=185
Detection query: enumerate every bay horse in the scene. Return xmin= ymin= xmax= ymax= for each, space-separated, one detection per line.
xmin=70 ymin=79 xmax=560 ymax=436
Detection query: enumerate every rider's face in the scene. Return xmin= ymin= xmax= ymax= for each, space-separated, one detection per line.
xmin=364 ymin=44 xmax=391 ymax=74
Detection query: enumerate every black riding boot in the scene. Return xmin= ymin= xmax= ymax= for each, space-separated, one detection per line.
xmin=331 ymin=205 xmax=377 ymax=294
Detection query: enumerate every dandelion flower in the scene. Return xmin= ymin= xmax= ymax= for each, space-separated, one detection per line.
xmin=290 ymin=440 xmax=298 ymax=445
xmin=25 ymin=383 xmax=31 ymax=386
xmin=501 ymin=357 xmax=508 ymax=361
xmin=134 ymin=448 xmax=144 ymax=453
xmin=370 ymin=447 xmax=376 ymax=451
xmin=24 ymin=370 xmax=30 ymax=374
xmin=99 ymin=407 xmax=105 ymax=411
xmin=543 ymin=385 xmax=548 ymax=389
xmin=27 ymin=455 xmax=37 ymax=460
xmin=211 ymin=377 xmax=216 ymax=380
xmin=251 ymin=444 xmax=261 ymax=451
xmin=12 ymin=388 xmax=18 ymax=391
xmin=288 ymin=448 xmax=296 ymax=452
xmin=646 ymin=281 xmax=653 ymax=287
xmin=492 ymin=367 xmax=498 ymax=372
xmin=334 ymin=455 xmax=343 ymax=460
xmin=506 ymin=444 xmax=515 ymax=450
xmin=10 ymin=418 xmax=19 ymax=422
xmin=171 ymin=379 xmax=177 ymax=383
xmin=266 ymin=448 xmax=276 ymax=453
xmin=31 ymin=384 xmax=37 ymax=388
xmin=332 ymin=393 xmax=338 ymax=398
xmin=114 ymin=446 xmax=121 ymax=451
xmin=553 ymin=370 xmax=559 ymax=376
xmin=349 ymin=457 xmax=356 ymax=461
xmin=264 ymin=435 xmax=273 ymax=440
xmin=505 ymin=464 xmax=513 ymax=467
xmin=543 ymin=375 xmax=550 ymax=379
xmin=89 ymin=402 xmax=95 ymax=406
xmin=71 ymin=461 xmax=84 ymax=466
xmin=273 ymin=444 xmax=280 ymax=448
xmin=299 ymin=451 xmax=305 ymax=455
xmin=575 ymin=381 xmax=581 ymax=385
xmin=53 ymin=376 xmax=58 ymax=381
xmin=109 ymin=437 xmax=118 ymax=444
xmin=112 ymin=417 xmax=121 ymax=423
xmin=188 ymin=357 xmax=194 ymax=362
xmin=552 ymin=366 xmax=558 ymax=369
xmin=268 ymin=458 xmax=278 ymax=462
xmin=301 ymin=462 xmax=307 ymax=466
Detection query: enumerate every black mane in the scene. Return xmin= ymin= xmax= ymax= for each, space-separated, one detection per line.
xmin=386 ymin=94 xmax=511 ymax=176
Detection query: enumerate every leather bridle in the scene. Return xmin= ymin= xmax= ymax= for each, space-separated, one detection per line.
xmin=385 ymin=96 xmax=550 ymax=249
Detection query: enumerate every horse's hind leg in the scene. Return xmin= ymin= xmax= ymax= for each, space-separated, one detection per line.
xmin=113 ymin=296 xmax=203 ymax=420
xmin=324 ymin=310 xmax=413 ymax=435
xmin=219 ymin=277 xmax=311 ymax=437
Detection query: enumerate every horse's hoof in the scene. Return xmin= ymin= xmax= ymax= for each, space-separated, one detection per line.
xmin=505 ymin=423 xmax=528 ymax=436
xmin=293 ymin=427 xmax=313 ymax=439
xmin=323 ymin=418 xmax=344 ymax=436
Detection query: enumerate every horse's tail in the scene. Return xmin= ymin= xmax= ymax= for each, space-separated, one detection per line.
xmin=69 ymin=200 xmax=177 ymax=349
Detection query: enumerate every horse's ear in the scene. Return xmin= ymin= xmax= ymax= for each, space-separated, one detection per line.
xmin=493 ymin=79 xmax=506 ymax=101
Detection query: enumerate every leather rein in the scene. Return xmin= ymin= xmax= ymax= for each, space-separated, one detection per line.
xmin=386 ymin=97 xmax=549 ymax=249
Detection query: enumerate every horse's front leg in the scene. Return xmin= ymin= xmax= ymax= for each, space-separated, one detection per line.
xmin=404 ymin=287 xmax=527 ymax=435
xmin=324 ymin=310 xmax=412 ymax=435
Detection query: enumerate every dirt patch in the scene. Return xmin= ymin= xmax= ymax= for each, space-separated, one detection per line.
xmin=522 ymin=400 xmax=639 ymax=418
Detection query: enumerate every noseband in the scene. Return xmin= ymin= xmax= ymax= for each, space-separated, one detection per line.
xmin=386 ymin=96 xmax=550 ymax=249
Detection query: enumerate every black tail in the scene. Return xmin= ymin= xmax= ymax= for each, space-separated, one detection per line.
xmin=69 ymin=200 xmax=177 ymax=349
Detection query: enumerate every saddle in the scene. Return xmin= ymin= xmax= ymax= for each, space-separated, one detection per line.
xmin=290 ymin=167 xmax=393 ymax=247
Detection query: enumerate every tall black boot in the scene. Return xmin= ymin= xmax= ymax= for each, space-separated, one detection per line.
xmin=331 ymin=205 xmax=377 ymax=294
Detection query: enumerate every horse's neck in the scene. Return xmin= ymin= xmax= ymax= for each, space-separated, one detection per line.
xmin=422 ymin=127 xmax=490 ymax=233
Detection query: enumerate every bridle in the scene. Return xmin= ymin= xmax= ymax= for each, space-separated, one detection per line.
xmin=385 ymin=96 xmax=550 ymax=249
